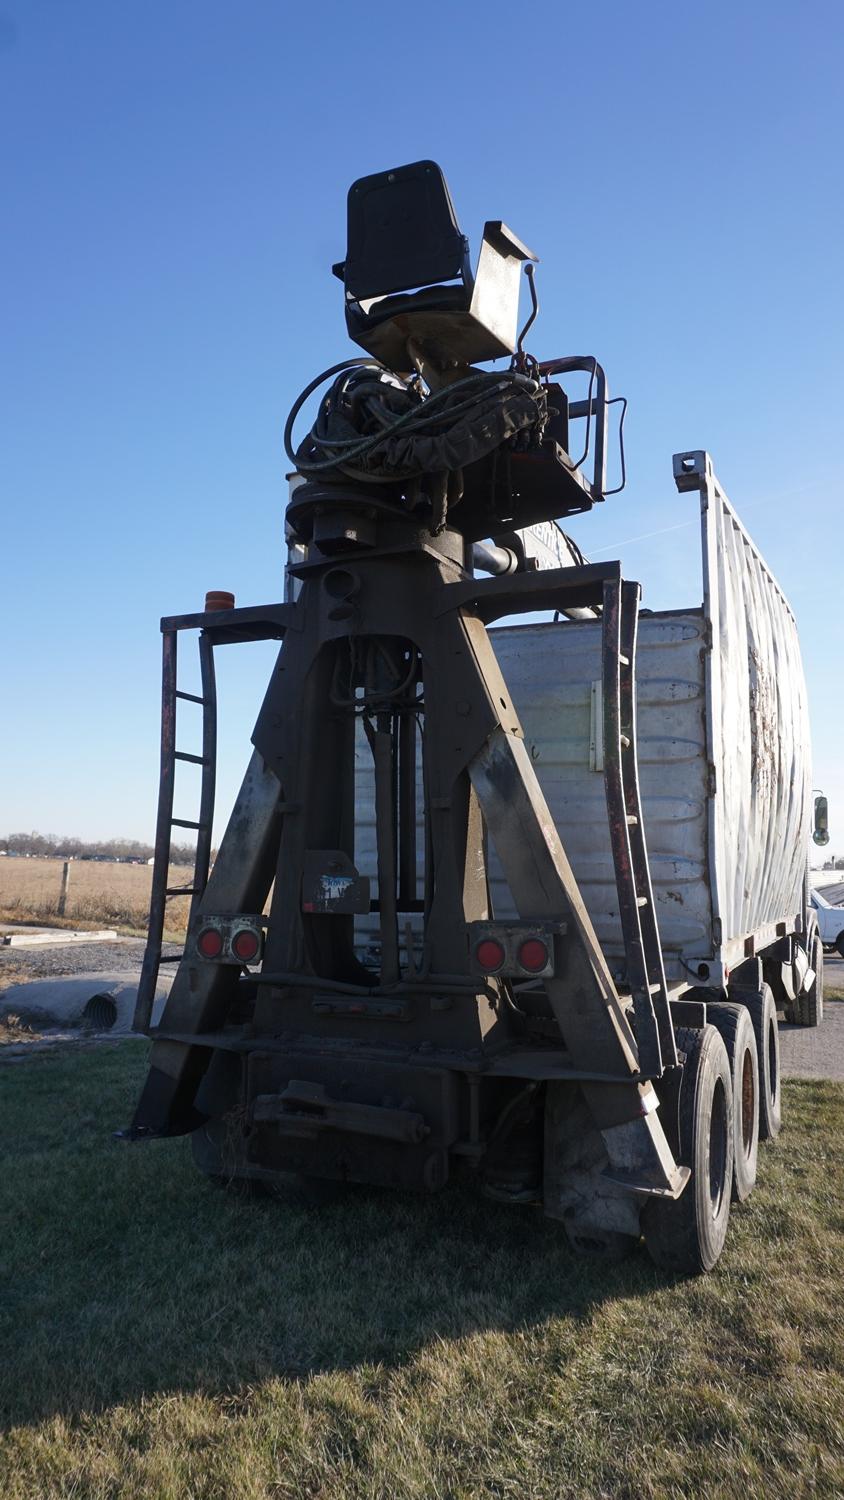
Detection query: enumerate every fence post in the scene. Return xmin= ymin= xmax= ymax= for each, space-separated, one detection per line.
xmin=57 ymin=860 xmax=71 ymax=918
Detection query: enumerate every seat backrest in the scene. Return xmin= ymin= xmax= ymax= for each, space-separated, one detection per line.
xmin=338 ymin=160 xmax=471 ymax=302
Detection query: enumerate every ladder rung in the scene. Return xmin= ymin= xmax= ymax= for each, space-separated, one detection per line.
xmin=176 ymin=690 xmax=206 ymax=705
xmin=157 ymin=954 xmax=184 ymax=963
xmin=166 ymin=885 xmax=200 ymax=896
xmin=647 ymin=983 xmax=662 ymax=994
xmin=174 ymin=751 xmax=206 ymax=766
xmin=170 ymin=818 xmax=207 ymax=830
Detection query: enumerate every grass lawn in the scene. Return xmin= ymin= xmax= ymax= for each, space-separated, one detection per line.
xmin=1 ymin=1044 xmax=843 ymax=1499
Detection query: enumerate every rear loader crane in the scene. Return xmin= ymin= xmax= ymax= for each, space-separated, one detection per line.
xmin=124 ymin=161 xmax=824 ymax=1272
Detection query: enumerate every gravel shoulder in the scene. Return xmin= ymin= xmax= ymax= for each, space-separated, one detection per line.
xmin=0 ymin=937 xmax=146 ymax=987
xmin=778 ymin=1002 xmax=844 ymax=1081
xmin=0 ymin=936 xmax=186 ymax=988
xmin=778 ymin=954 xmax=844 ymax=1082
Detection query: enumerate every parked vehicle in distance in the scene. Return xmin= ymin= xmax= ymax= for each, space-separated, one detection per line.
xmin=810 ymin=889 xmax=844 ymax=957
xmin=811 ymin=875 xmax=844 ymax=906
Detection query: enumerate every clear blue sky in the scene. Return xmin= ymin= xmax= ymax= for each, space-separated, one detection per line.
xmin=3 ymin=1 xmax=843 ymax=860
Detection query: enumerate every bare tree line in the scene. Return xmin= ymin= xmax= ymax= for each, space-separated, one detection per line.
xmin=0 ymin=831 xmax=203 ymax=863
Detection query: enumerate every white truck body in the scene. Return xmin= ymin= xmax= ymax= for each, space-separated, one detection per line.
xmin=355 ymin=453 xmax=812 ymax=990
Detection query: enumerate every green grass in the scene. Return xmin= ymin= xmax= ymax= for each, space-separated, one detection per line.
xmin=2 ymin=1045 xmax=844 ymax=1499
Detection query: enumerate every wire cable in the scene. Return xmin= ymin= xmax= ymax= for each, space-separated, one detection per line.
xmin=287 ymin=364 xmax=547 ymax=489
xmin=282 ymin=357 xmax=387 ymax=470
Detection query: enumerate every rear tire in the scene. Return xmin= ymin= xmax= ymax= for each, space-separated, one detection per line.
xmin=642 ymin=1025 xmax=733 ymax=1274
xmin=706 ymin=1002 xmax=759 ymax=1201
xmin=742 ymin=984 xmax=781 ymax=1140
xmin=798 ymin=925 xmax=824 ymax=1028
xmin=835 ymin=932 xmax=844 ymax=960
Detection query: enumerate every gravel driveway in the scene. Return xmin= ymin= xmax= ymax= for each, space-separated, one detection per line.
xmin=0 ymin=936 xmax=185 ymax=988
xmin=779 ymin=954 xmax=844 ymax=1082
xmin=0 ymin=937 xmax=146 ymax=986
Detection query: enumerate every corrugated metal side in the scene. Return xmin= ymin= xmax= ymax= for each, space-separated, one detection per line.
xmin=701 ymin=469 xmax=811 ymax=951
xmin=352 ymin=474 xmax=811 ymax=974
xmin=487 ymin=614 xmax=711 ymax=981
xmin=352 ymin=613 xmax=712 ymax=981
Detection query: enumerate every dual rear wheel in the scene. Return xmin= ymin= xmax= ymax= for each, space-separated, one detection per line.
xmin=643 ymin=1025 xmax=733 ymax=1273
xmin=741 ymin=983 xmax=782 ymax=1140
xmin=643 ymin=985 xmax=781 ymax=1274
xmin=798 ymin=926 xmax=824 ymax=1028
xmin=707 ymin=1002 xmax=760 ymax=1200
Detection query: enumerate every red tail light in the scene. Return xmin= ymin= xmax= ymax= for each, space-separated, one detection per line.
xmin=518 ymin=937 xmax=549 ymax=972
xmin=231 ymin=928 xmax=261 ymax=963
xmin=476 ymin=937 xmax=506 ymax=972
xmin=197 ymin=926 xmax=224 ymax=959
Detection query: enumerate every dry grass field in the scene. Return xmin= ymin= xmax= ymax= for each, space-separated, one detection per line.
xmin=0 ymin=855 xmax=193 ymax=934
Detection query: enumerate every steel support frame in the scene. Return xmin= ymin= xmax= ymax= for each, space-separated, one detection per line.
xmin=129 ymin=544 xmax=683 ymax=1197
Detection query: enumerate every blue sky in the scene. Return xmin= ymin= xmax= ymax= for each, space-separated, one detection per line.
xmin=3 ymin=1 xmax=843 ymax=860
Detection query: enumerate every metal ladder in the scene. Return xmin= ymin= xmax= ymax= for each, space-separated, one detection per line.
xmin=602 ymin=577 xmax=677 ymax=1076
xmin=133 ymin=628 xmax=217 ymax=1032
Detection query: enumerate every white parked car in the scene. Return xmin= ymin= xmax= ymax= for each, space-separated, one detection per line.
xmin=810 ymin=889 xmax=844 ymax=957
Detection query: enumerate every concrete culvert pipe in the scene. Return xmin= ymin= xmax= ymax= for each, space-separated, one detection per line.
xmin=81 ymin=993 xmax=119 ymax=1031
xmin=0 ymin=972 xmax=173 ymax=1034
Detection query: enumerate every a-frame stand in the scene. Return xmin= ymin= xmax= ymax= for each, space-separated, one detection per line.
xmin=130 ymin=496 xmax=684 ymax=1204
